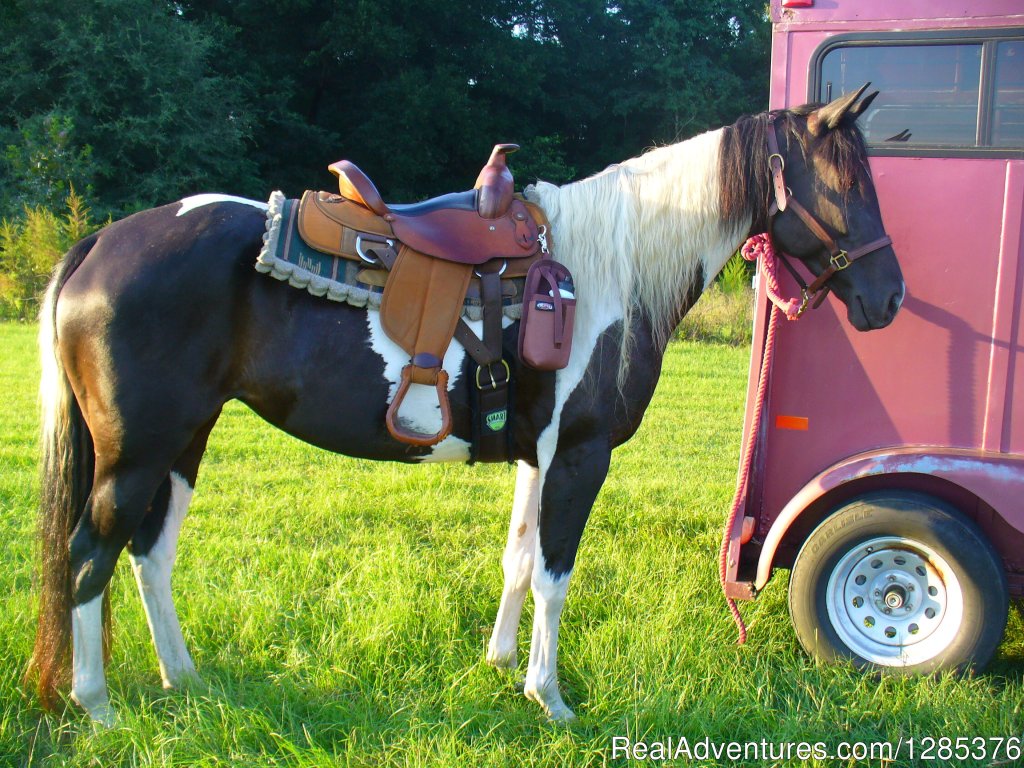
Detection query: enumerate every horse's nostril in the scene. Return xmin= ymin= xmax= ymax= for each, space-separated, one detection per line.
xmin=888 ymin=285 xmax=905 ymax=319
xmin=888 ymin=294 xmax=900 ymax=318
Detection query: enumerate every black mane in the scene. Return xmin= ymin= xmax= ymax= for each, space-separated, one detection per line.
xmin=719 ymin=105 xmax=870 ymax=238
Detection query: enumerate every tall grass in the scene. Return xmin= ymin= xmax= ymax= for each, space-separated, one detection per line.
xmin=0 ymin=322 xmax=1020 ymax=767
xmin=677 ymin=253 xmax=755 ymax=346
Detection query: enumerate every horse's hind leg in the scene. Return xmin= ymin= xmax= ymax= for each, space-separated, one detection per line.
xmin=487 ymin=461 xmax=539 ymax=669
xmin=70 ymin=463 xmax=169 ymax=725
xmin=127 ymin=415 xmax=219 ymax=689
xmin=127 ymin=474 xmax=197 ymax=688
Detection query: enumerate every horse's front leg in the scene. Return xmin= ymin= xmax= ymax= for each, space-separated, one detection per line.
xmin=524 ymin=437 xmax=611 ymax=722
xmin=487 ymin=461 xmax=540 ymax=668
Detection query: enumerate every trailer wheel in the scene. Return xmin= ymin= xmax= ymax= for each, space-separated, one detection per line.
xmin=788 ymin=492 xmax=1008 ymax=672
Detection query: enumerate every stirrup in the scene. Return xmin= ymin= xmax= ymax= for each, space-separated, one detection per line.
xmin=385 ymin=365 xmax=452 ymax=446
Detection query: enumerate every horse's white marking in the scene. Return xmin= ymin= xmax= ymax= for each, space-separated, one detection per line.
xmin=71 ymin=595 xmax=114 ymax=727
xmin=366 ymin=311 xmax=515 ymax=463
xmin=129 ymin=473 xmax=197 ymax=689
xmin=487 ymin=461 xmax=540 ymax=668
xmin=176 ymin=194 xmax=268 ymax=218
xmin=523 ymin=558 xmax=575 ymax=721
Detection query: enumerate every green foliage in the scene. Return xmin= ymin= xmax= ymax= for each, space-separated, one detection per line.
xmin=508 ymin=135 xmax=577 ymax=186
xmin=677 ymin=283 xmax=754 ymax=345
xmin=0 ymin=189 xmax=102 ymax=320
xmin=1 ymin=1 xmax=770 ymax=216
xmin=1 ymin=0 xmax=260 ymax=217
xmin=718 ymin=250 xmax=754 ymax=295
xmin=2 ymin=113 xmax=97 ymax=215
xmin=675 ymin=252 xmax=755 ymax=346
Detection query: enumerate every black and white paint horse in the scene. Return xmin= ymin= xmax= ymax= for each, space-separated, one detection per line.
xmin=29 ymin=88 xmax=903 ymax=724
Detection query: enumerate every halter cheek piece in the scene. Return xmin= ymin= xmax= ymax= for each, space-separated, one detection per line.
xmin=765 ymin=116 xmax=893 ymax=316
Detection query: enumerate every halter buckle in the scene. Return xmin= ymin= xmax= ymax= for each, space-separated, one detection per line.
xmin=830 ymin=250 xmax=851 ymax=271
xmin=767 ymin=153 xmax=785 ymax=172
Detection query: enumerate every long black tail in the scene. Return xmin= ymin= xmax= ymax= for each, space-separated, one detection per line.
xmin=26 ymin=232 xmax=100 ymax=710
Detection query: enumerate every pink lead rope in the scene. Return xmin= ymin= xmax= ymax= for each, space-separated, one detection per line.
xmin=741 ymin=233 xmax=804 ymax=320
xmin=718 ymin=233 xmax=806 ymax=645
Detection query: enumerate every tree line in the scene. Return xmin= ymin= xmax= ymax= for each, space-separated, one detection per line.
xmin=1 ymin=0 xmax=769 ymax=221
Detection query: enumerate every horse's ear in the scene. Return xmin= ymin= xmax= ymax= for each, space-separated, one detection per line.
xmin=808 ymin=82 xmax=873 ymax=135
xmin=848 ymin=89 xmax=879 ymax=120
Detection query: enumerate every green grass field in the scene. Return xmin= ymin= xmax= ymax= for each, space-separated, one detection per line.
xmin=1 ymin=321 xmax=1021 ymax=767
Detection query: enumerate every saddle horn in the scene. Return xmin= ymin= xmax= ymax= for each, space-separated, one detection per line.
xmin=475 ymin=144 xmax=519 ymax=219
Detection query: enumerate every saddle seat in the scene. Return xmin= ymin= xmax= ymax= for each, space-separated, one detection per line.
xmin=328 ymin=144 xmax=534 ymax=266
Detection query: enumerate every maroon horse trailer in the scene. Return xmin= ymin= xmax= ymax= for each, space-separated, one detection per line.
xmin=724 ymin=0 xmax=1024 ymax=671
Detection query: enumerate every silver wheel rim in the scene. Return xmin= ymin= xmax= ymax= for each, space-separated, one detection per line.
xmin=825 ymin=536 xmax=964 ymax=666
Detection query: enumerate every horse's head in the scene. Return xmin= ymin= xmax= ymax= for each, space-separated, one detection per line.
xmin=768 ymin=85 xmax=904 ymax=330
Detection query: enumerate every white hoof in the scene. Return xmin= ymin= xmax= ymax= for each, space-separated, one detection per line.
xmin=71 ymin=689 xmax=116 ymax=728
xmin=486 ymin=647 xmax=518 ymax=670
xmin=162 ymin=662 xmax=201 ymax=691
xmin=524 ymin=677 xmax=577 ymax=722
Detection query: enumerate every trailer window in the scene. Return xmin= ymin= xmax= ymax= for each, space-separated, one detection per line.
xmin=820 ymin=44 xmax=981 ymax=146
xmin=816 ymin=35 xmax=1024 ymax=155
xmin=993 ymin=41 xmax=1024 ymax=147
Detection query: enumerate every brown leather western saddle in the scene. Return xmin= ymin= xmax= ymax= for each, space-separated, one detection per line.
xmin=298 ymin=144 xmax=549 ymax=455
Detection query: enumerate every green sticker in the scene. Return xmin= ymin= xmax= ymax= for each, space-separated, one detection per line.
xmin=485 ymin=409 xmax=507 ymax=432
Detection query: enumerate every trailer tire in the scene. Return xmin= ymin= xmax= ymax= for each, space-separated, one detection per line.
xmin=788 ymin=491 xmax=1008 ymax=673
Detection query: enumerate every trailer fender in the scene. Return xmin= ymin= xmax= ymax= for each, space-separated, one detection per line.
xmin=754 ymin=446 xmax=1024 ymax=592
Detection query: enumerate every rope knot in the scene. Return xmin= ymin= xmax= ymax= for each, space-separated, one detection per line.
xmin=740 ymin=232 xmax=771 ymax=263
xmin=741 ymin=233 xmax=804 ymax=321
